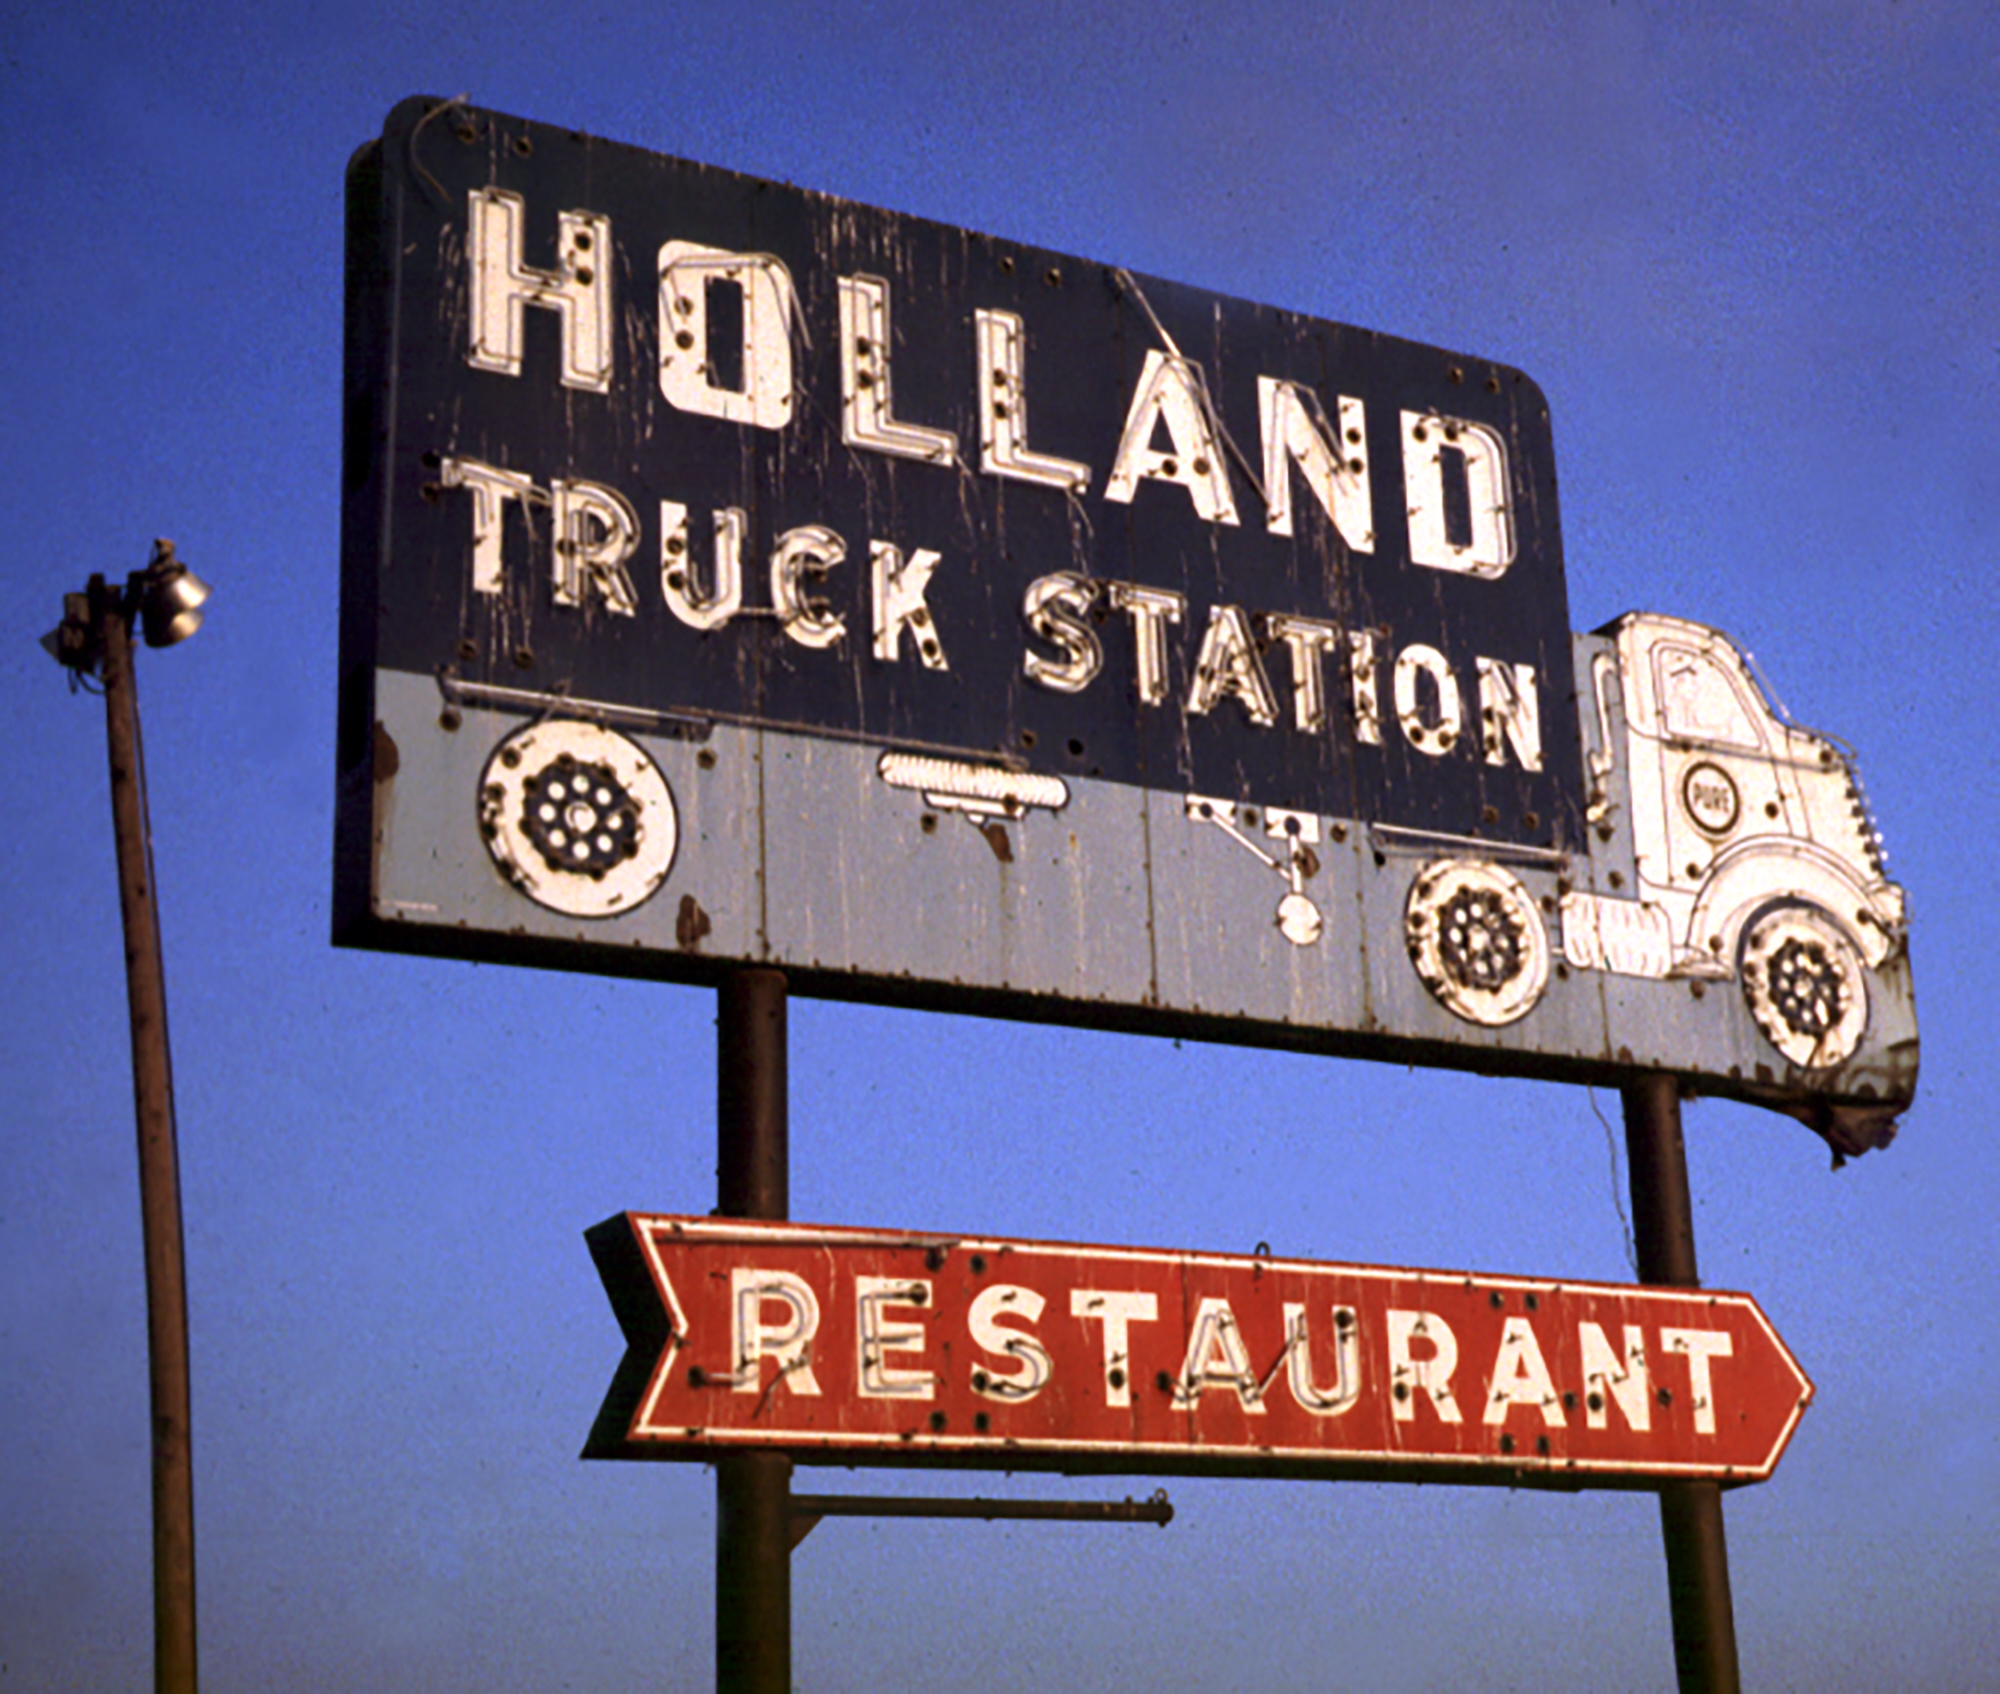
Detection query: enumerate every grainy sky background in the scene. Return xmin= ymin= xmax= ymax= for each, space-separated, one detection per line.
xmin=3 ymin=4 xmax=1994 ymax=1689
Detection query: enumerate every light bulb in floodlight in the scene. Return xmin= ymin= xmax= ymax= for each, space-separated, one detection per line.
xmin=139 ymin=542 xmax=212 ymax=649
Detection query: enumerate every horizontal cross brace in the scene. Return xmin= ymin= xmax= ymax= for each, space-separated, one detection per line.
xmin=788 ymin=1489 xmax=1172 ymax=1548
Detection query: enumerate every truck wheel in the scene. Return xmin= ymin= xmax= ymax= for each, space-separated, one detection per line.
xmin=1405 ymin=859 xmax=1550 ymax=1026
xmin=1738 ymin=903 xmax=1869 ymax=1069
xmin=479 ymin=718 xmax=678 ymax=918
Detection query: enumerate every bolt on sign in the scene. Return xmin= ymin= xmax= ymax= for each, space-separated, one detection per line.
xmin=585 ymin=1217 xmax=1814 ymax=1488
xmin=337 ymin=97 xmax=1916 ymax=1150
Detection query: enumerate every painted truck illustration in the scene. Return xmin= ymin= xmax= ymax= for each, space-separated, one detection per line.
xmin=1562 ymin=612 xmax=1902 ymax=1066
xmin=1179 ymin=604 xmax=1910 ymax=1158
xmin=1375 ymin=609 xmax=1910 ymax=1154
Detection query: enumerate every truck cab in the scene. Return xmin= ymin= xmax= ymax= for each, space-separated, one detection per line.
xmin=1561 ymin=613 xmax=1907 ymax=1073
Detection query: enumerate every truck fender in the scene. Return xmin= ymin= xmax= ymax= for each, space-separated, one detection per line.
xmin=1682 ymin=839 xmax=1896 ymax=972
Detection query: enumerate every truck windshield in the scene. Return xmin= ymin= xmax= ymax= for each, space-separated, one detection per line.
xmin=1654 ymin=645 xmax=1763 ymax=749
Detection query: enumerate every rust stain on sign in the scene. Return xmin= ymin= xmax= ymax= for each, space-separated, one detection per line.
xmin=675 ymin=893 xmax=712 ymax=950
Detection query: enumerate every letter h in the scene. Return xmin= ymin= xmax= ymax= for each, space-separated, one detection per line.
xmin=467 ymin=187 xmax=613 ymax=393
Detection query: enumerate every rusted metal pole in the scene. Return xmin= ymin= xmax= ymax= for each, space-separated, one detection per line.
xmin=1622 ymin=1072 xmax=1740 ymax=1694
xmin=715 ymin=969 xmax=790 ymax=1694
xmin=98 ymin=578 xmax=199 ymax=1694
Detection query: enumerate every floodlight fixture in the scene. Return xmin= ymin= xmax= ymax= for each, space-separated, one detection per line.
xmin=138 ymin=542 xmax=212 ymax=649
xmin=43 ymin=538 xmax=212 ymax=674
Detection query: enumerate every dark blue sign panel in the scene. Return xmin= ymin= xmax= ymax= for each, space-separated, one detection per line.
xmin=340 ymin=95 xmax=1580 ymax=856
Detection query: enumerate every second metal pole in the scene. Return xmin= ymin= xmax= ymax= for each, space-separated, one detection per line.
xmin=715 ymin=969 xmax=791 ymax=1694
xmin=1622 ymin=1072 xmax=1741 ymax=1694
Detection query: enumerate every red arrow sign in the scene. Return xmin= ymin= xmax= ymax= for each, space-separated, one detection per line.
xmin=585 ymin=1216 xmax=1812 ymax=1488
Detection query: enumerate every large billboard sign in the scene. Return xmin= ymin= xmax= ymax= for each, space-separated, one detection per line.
xmin=338 ymin=98 xmax=1915 ymax=1140
xmin=586 ymin=1216 xmax=1814 ymax=1488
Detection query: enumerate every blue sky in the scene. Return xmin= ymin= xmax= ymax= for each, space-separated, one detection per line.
xmin=3 ymin=4 xmax=1994 ymax=1688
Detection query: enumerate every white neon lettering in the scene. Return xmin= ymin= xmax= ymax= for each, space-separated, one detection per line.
xmin=770 ymin=525 xmax=847 ymax=650
xmin=1349 ymin=630 xmax=1384 ymax=746
xmin=1259 ymin=378 xmax=1372 ymax=550
xmin=840 ymin=274 xmax=957 ymax=464
xmin=1070 ymin=1289 xmax=1158 ymax=1409
xmin=870 ymin=541 xmax=948 ymax=669
xmin=1022 ymin=572 xmax=1103 ymax=694
xmin=1387 ymin=1309 xmax=1462 ymax=1424
xmin=1283 ymin=1303 xmax=1361 ymax=1417
xmin=1578 ymin=1322 xmax=1650 ymax=1432
xmin=855 ymin=1277 xmax=936 ymax=1399
xmin=1394 ymin=644 xmax=1463 ymax=756
xmin=1107 ymin=581 xmax=1185 ymax=706
xmin=1105 ymin=351 xmax=1239 ymax=525
xmin=440 ymin=457 xmax=537 ymax=595
xmin=1185 ymin=604 xmax=1278 ymax=727
xmin=1172 ymin=1296 xmax=1266 ymax=1413
xmin=549 ymin=479 xmax=640 ymax=614
xmin=1265 ymin=614 xmax=1340 ymax=734
xmin=1402 ymin=410 xmax=1515 ymax=578
xmin=659 ymin=501 xmax=744 ymax=631
xmin=1663 ymin=1329 xmax=1734 ymax=1435
xmin=1483 ymin=1315 xmax=1566 ymax=1427
xmin=658 ymin=243 xmax=797 ymax=430
xmin=975 ymin=309 xmax=1088 ymax=492
xmin=968 ymin=1284 xmax=1053 ymax=1403
xmin=728 ymin=1269 xmax=822 ymax=1396
xmin=467 ymin=189 xmax=612 ymax=393
xmin=1478 ymin=657 xmax=1543 ymax=771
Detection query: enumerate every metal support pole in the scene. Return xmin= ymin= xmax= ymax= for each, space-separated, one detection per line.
xmin=1622 ymin=1072 xmax=1740 ymax=1694
xmin=715 ymin=969 xmax=790 ymax=1694
xmin=98 ymin=580 xmax=199 ymax=1694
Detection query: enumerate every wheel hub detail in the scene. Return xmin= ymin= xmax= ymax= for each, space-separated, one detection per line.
xmin=520 ymin=753 xmax=642 ymax=879
xmin=1405 ymin=859 xmax=1550 ymax=1027
xmin=1437 ymin=887 xmax=1526 ymax=993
